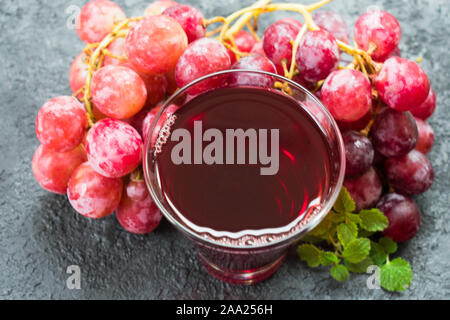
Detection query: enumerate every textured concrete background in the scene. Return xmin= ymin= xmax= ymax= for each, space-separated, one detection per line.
xmin=0 ymin=0 xmax=449 ymax=300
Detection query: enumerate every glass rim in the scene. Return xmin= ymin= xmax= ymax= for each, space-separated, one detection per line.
xmin=143 ymin=69 xmax=346 ymax=250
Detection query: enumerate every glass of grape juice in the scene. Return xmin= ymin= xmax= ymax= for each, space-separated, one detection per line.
xmin=143 ymin=70 xmax=345 ymax=285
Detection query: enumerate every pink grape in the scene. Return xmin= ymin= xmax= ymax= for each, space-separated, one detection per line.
xmin=36 ymin=96 xmax=87 ymax=152
xmin=103 ymin=37 xmax=126 ymax=66
xmin=117 ymin=180 xmax=162 ymax=234
xmin=354 ymin=9 xmax=401 ymax=61
xmin=250 ymin=42 xmax=265 ymax=56
xmin=377 ymin=193 xmax=421 ymax=242
xmin=410 ymin=89 xmax=436 ymax=120
xmin=32 ymin=145 xmax=87 ymax=194
xmin=375 ymin=57 xmax=430 ymax=111
xmin=233 ymin=30 xmax=258 ymax=53
xmin=344 ymin=167 xmax=383 ymax=211
xmin=263 ymin=20 xmax=301 ymax=74
xmin=76 ymin=0 xmax=126 ymax=44
xmin=69 ymin=53 xmax=89 ymax=95
xmin=126 ymin=179 xmax=148 ymax=202
xmin=370 ymin=108 xmax=418 ymax=158
xmin=313 ymin=10 xmax=350 ymax=43
xmin=385 ymin=149 xmax=434 ymax=195
xmin=125 ymin=15 xmax=188 ymax=75
xmin=163 ymin=4 xmax=206 ymax=43
xmin=91 ymin=65 xmax=147 ymax=120
xmin=277 ymin=18 xmax=303 ymax=29
xmin=414 ymin=117 xmax=434 ymax=154
xmin=85 ymin=119 xmax=143 ymax=178
xmin=321 ymin=69 xmax=372 ymax=122
xmin=68 ymin=162 xmax=123 ymax=219
xmin=296 ymin=29 xmax=340 ymax=82
xmin=175 ymin=38 xmax=231 ymax=95
xmin=229 ymin=54 xmax=277 ymax=87
xmin=145 ymin=0 xmax=178 ymax=16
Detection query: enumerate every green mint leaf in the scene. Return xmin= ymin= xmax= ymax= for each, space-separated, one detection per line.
xmin=319 ymin=251 xmax=340 ymax=266
xmin=308 ymin=213 xmax=334 ymax=239
xmin=333 ymin=187 xmax=356 ymax=214
xmin=370 ymin=241 xmax=388 ymax=266
xmin=358 ymin=229 xmax=375 ymax=238
xmin=342 ymin=238 xmax=371 ymax=263
xmin=345 ymin=257 xmax=374 ymax=274
xmin=346 ymin=212 xmax=362 ymax=224
xmin=379 ymin=237 xmax=398 ymax=254
xmin=337 ymin=222 xmax=357 ymax=247
xmin=380 ymin=258 xmax=412 ymax=292
xmin=297 ymin=244 xmax=321 ymax=267
xmin=330 ymin=264 xmax=349 ymax=282
xmin=359 ymin=208 xmax=389 ymax=232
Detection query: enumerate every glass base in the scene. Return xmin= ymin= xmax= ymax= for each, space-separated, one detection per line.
xmin=198 ymin=252 xmax=286 ymax=285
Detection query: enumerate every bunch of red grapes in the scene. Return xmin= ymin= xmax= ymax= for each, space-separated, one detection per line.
xmin=32 ymin=0 xmax=436 ymax=242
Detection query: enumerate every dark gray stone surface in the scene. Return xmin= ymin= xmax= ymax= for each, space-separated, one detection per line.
xmin=0 ymin=0 xmax=449 ymax=300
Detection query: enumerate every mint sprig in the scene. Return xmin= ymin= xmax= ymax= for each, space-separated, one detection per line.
xmin=297 ymin=187 xmax=412 ymax=292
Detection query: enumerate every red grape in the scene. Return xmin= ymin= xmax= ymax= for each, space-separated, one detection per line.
xmin=296 ymin=29 xmax=340 ymax=82
xmin=375 ymin=46 xmax=401 ymax=63
xmin=76 ymin=0 xmax=126 ymax=44
xmin=337 ymin=111 xmax=371 ymax=132
xmin=292 ymin=73 xmax=315 ymax=91
xmin=377 ymin=193 xmax=421 ymax=242
xmin=165 ymin=69 xmax=178 ymax=95
xmin=344 ymin=167 xmax=383 ymax=211
xmin=36 ymin=96 xmax=87 ymax=152
xmin=124 ymin=107 xmax=150 ymax=137
xmin=69 ymin=53 xmax=89 ymax=95
xmin=375 ymin=57 xmax=430 ymax=111
xmin=343 ymin=131 xmax=374 ymax=178
xmin=263 ymin=20 xmax=301 ymax=74
xmin=370 ymin=108 xmax=418 ymax=158
xmin=175 ymin=38 xmax=231 ymax=95
xmin=103 ymin=37 xmax=126 ymax=66
xmin=91 ymin=65 xmax=147 ymax=119
xmin=85 ymin=119 xmax=143 ymax=178
xmin=414 ymin=117 xmax=434 ymax=154
xmin=410 ymin=88 xmax=436 ymax=120
xmin=117 ymin=180 xmax=162 ymax=234
xmin=143 ymin=104 xmax=179 ymax=146
xmin=145 ymin=0 xmax=178 ymax=16
xmin=232 ymin=30 xmax=257 ymax=53
xmin=250 ymin=41 xmax=265 ymax=56
xmin=385 ymin=149 xmax=434 ymax=195
xmin=354 ymin=9 xmax=401 ymax=61
xmin=313 ymin=10 xmax=350 ymax=44
xmin=32 ymin=145 xmax=87 ymax=194
xmin=126 ymin=15 xmax=188 ymax=75
xmin=229 ymin=54 xmax=277 ymax=87
xmin=68 ymin=162 xmax=123 ymax=219
xmin=321 ymin=69 xmax=372 ymax=122
xmin=126 ymin=179 xmax=148 ymax=202
xmin=163 ymin=4 xmax=206 ymax=43
xmin=277 ymin=18 xmax=303 ymax=29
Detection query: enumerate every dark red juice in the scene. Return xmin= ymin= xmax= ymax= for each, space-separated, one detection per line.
xmin=153 ymin=86 xmax=332 ymax=245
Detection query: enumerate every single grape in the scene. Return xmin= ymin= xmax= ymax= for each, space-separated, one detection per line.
xmin=103 ymin=37 xmax=126 ymax=66
xmin=229 ymin=54 xmax=277 ymax=87
xmin=313 ymin=10 xmax=350 ymax=43
xmin=410 ymin=89 xmax=436 ymax=120
xmin=370 ymin=108 xmax=418 ymax=158
xmin=91 ymin=65 xmax=147 ymax=120
xmin=69 ymin=53 xmax=89 ymax=96
xmin=321 ymin=69 xmax=372 ymax=122
xmin=85 ymin=119 xmax=143 ymax=178
xmin=126 ymin=15 xmax=188 ymax=75
xmin=68 ymin=162 xmax=123 ymax=219
xmin=263 ymin=20 xmax=301 ymax=74
xmin=36 ymin=96 xmax=87 ymax=152
xmin=250 ymin=41 xmax=265 ymax=56
xmin=385 ymin=149 xmax=434 ymax=195
xmin=343 ymin=131 xmax=374 ymax=178
xmin=414 ymin=117 xmax=434 ymax=154
xmin=76 ymin=0 xmax=126 ymax=44
xmin=32 ymin=145 xmax=87 ymax=194
xmin=143 ymin=104 xmax=179 ymax=146
xmin=233 ymin=30 xmax=258 ymax=53
xmin=375 ymin=57 xmax=430 ymax=111
xmin=126 ymin=179 xmax=148 ymax=202
xmin=277 ymin=18 xmax=303 ymax=30
xmin=354 ymin=9 xmax=401 ymax=61
xmin=145 ymin=0 xmax=178 ymax=16
xmin=163 ymin=5 xmax=205 ymax=43
xmin=117 ymin=180 xmax=162 ymax=234
xmin=175 ymin=38 xmax=231 ymax=95
xmin=344 ymin=167 xmax=383 ymax=211
xmin=337 ymin=111 xmax=371 ymax=132
xmin=377 ymin=193 xmax=421 ymax=242
xmin=296 ymin=29 xmax=340 ymax=82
